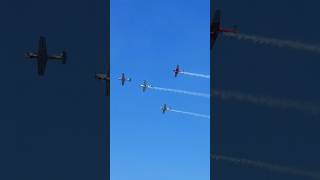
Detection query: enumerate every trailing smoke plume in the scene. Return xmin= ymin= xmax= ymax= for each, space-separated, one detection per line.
xmin=180 ymin=71 xmax=210 ymax=79
xmin=212 ymin=154 xmax=320 ymax=179
xmin=213 ymin=90 xmax=320 ymax=115
xmin=149 ymin=86 xmax=210 ymax=98
xmin=148 ymin=85 xmax=320 ymax=115
xmin=224 ymin=32 xmax=320 ymax=54
xmin=170 ymin=109 xmax=210 ymax=119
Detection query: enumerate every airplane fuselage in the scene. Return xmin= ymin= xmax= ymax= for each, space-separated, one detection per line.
xmin=95 ymin=73 xmax=109 ymax=80
xmin=141 ymin=85 xmax=147 ymax=92
xmin=118 ymin=73 xmax=131 ymax=86
xmin=173 ymin=65 xmax=180 ymax=77
xmin=95 ymin=73 xmax=109 ymax=96
xmin=161 ymin=104 xmax=169 ymax=113
xmin=140 ymin=81 xmax=149 ymax=92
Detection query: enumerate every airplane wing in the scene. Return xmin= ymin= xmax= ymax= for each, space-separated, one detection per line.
xmin=39 ymin=36 xmax=47 ymax=53
xmin=37 ymin=60 xmax=47 ymax=76
xmin=106 ymin=81 xmax=110 ymax=96
xmin=37 ymin=37 xmax=47 ymax=76
xmin=210 ymin=32 xmax=218 ymax=49
xmin=210 ymin=20 xmax=214 ymax=49
xmin=97 ymin=74 xmax=107 ymax=80
xmin=210 ymin=21 xmax=218 ymax=49
xmin=211 ymin=10 xmax=221 ymax=49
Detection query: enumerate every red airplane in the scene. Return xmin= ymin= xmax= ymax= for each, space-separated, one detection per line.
xmin=211 ymin=9 xmax=238 ymax=49
xmin=173 ymin=65 xmax=182 ymax=77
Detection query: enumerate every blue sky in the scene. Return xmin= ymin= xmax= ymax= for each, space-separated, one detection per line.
xmin=213 ymin=0 xmax=320 ymax=180
xmin=5 ymin=0 xmax=318 ymax=179
xmin=111 ymin=0 xmax=209 ymax=179
xmin=1 ymin=0 xmax=107 ymax=179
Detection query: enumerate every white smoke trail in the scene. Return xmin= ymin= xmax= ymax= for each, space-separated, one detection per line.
xmin=212 ymin=154 xmax=320 ymax=179
xmin=180 ymin=71 xmax=210 ymax=79
xmin=170 ymin=109 xmax=210 ymax=119
xmin=150 ymin=86 xmax=210 ymax=98
xmin=224 ymin=32 xmax=320 ymax=54
xmin=213 ymin=90 xmax=320 ymax=115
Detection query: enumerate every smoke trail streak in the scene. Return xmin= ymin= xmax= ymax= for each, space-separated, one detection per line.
xmin=224 ymin=32 xmax=320 ymax=54
xmin=170 ymin=109 xmax=210 ymax=119
xmin=149 ymin=86 xmax=210 ymax=98
xmin=214 ymin=90 xmax=320 ymax=115
xmin=180 ymin=71 xmax=210 ymax=79
xmin=211 ymin=154 xmax=320 ymax=179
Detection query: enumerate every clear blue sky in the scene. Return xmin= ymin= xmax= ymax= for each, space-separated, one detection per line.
xmin=110 ymin=0 xmax=209 ymax=179
xmin=213 ymin=0 xmax=320 ymax=179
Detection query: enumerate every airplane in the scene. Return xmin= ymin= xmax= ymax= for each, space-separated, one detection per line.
xmin=173 ymin=65 xmax=182 ymax=77
xmin=95 ymin=73 xmax=109 ymax=80
xmin=161 ymin=104 xmax=170 ymax=114
xmin=117 ymin=73 xmax=132 ymax=86
xmin=211 ymin=9 xmax=238 ymax=49
xmin=25 ymin=36 xmax=67 ymax=75
xmin=95 ymin=71 xmax=110 ymax=96
xmin=140 ymin=80 xmax=151 ymax=92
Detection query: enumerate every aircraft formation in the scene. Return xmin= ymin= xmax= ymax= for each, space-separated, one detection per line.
xmin=24 ymin=8 xmax=320 ymax=179
xmin=26 ymin=12 xmax=319 ymax=117
xmin=25 ymin=36 xmax=130 ymax=97
xmin=25 ymin=43 xmax=208 ymax=117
